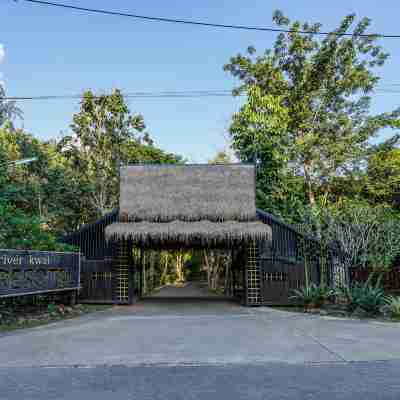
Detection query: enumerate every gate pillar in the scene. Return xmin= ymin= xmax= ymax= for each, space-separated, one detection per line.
xmin=113 ymin=239 xmax=133 ymax=304
xmin=245 ymin=240 xmax=262 ymax=305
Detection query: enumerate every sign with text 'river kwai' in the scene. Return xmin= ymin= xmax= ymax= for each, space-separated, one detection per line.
xmin=0 ymin=250 xmax=80 ymax=298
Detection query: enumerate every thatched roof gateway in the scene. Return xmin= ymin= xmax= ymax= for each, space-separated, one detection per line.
xmin=106 ymin=220 xmax=271 ymax=247
xmin=119 ymin=164 xmax=256 ymax=222
xmin=105 ymin=164 xmax=271 ymax=247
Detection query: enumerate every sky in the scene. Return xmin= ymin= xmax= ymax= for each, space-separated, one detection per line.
xmin=1 ymin=0 xmax=400 ymax=162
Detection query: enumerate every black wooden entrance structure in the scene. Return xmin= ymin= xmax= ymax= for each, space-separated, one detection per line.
xmin=62 ymin=208 xmax=335 ymax=306
xmin=61 ymin=164 xmax=337 ymax=306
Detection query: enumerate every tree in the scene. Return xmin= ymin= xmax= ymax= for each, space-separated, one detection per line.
xmin=65 ymin=89 xmax=146 ymax=216
xmin=0 ymin=130 xmax=73 ymax=250
xmin=0 ymin=86 xmax=22 ymax=127
xmin=366 ymin=145 xmax=400 ymax=208
xmin=226 ymin=85 xmax=306 ymax=221
xmin=0 ymin=127 xmax=87 ymax=232
xmin=300 ymin=201 xmax=400 ymax=272
xmin=224 ymin=11 xmax=400 ymax=212
xmin=208 ymin=150 xmax=232 ymax=164
xmin=62 ymin=89 xmax=181 ymax=217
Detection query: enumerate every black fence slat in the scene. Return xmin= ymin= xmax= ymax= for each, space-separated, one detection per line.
xmin=256 ymin=208 xmax=343 ymax=305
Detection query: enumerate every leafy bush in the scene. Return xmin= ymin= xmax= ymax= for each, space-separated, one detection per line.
xmin=0 ymin=301 xmax=16 ymax=324
xmin=381 ymin=296 xmax=400 ymax=319
xmin=0 ymin=195 xmax=75 ymax=251
xmin=47 ymin=303 xmax=57 ymax=314
xmin=336 ymin=275 xmax=386 ymax=314
xmin=300 ymin=201 xmax=400 ymax=272
xmin=290 ymin=284 xmax=333 ymax=307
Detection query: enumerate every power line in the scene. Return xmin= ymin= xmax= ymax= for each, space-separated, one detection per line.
xmin=2 ymin=88 xmax=400 ymax=102
xmin=19 ymin=0 xmax=400 ymax=38
xmin=1 ymin=90 xmax=236 ymax=101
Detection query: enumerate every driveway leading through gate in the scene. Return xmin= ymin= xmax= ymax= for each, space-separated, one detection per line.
xmin=0 ymin=301 xmax=400 ymax=367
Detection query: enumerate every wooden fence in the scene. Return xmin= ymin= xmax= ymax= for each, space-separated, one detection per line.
xmin=79 ymin=258 xmax=114 ymax=303
xmin=256 ymin=209 xmax=333 ymax=305
xmin=349 ymin=266 xmax=400 ymax=294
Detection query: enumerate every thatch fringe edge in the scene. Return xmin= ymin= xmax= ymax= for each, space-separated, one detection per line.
xmin=105 ymin=220 xmax=272 ymax=247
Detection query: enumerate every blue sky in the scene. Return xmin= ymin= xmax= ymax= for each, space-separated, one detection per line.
xmin=1 ymin=0 xmax=399 ymax=161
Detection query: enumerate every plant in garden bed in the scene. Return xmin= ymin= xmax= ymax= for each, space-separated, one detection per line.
xmin=380 ymin=296 xmax=400 ymax=319
xmin=336 ymin=274 xmax=386 ymax=316
xmin=0 ymin=302 xmax=17 ymax=324
xmin=290 ymin=284 xmax=334 ymax=310
xmin=0 ymin=302 xmax=111 ymax=332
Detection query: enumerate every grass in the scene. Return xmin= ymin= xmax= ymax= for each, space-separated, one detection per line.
xmin=270 ymin=304 xmax=400 ymax=323
xmin=0 ymin=304 xmax=112 ymax=333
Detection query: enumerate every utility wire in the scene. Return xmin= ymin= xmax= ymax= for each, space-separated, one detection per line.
xmin=2 ymin=90 xmax=235 ymax=101
xmin=2 ymin=88 xmax=400 ymax=101
xmin=19 ymin=0 xmax=400 ymax=38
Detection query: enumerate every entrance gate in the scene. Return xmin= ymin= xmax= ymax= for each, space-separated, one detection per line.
xmin=62 ymin=209 xmax=336 ymax=306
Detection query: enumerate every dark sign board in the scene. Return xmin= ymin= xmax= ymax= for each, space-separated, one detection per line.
xmin=0 ymin=250 xmax=80 ymax=298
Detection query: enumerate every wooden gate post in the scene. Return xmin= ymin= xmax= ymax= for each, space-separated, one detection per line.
xmin=115 ymin=239 xmax=130 ymax=304
xmin=245 ymin=240 xmax=262 ymax=306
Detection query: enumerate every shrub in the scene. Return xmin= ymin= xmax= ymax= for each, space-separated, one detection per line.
xmin=0 ymin=301 xmax=16 ymax=324
xmin=381 ymin=296 xmax=400 ymax=319
xmin=47 ymin=303 xmax=57 ymax=314
xmin=336 ymin=275 xmax=386 ymax=315
xmin=290 ymin=284 xmax=333 ymax=308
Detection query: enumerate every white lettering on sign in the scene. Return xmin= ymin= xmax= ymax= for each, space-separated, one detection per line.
xmin=28 ymin=255 xmax=50 ymax=265
xmin=0 ymin=255 xmax=22 ymax=265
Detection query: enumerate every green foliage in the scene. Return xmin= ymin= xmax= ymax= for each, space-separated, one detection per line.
xmin=0 ymin=127 xmax=87 ymax=233
xmin=337 ymin=275 xmax=386 ymax=314
xmin=61 ymin=89 xmax=146 ymax=216
xmin=225 ymin=10 xmax=400 ymax=218
xmin=0 ymin=85 xmax=23 ymax=127
xmin=208 ymin=150 xmax=232 ymax=164
xmin=0 ymin=89 xmax=182 ymax=250
xmin=0 ymin=301 xmax=15 ymax=323
xmin=0 ymin=196 xmax=73 ymax=251
xmin=0 ymin=127 xmax=76 ymax=249
xmin=290 ymin=284 xmax=333 ymax=307
xmin=299 ymin=200 xmax=400 ymax=270
xmin=47 ymin=303 xmax=56 ymax=313
xmin=381 ymin=296 xmax=400 ymax=319
xmin=228 ymin=86 xmax=306 ymax=221
xmin=366 ymin=145 xmax=400 ymax=209
xmin=61 ymin=89 xmax=182 ymax=217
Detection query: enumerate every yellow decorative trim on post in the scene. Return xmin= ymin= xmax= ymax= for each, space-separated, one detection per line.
xmin=246 ymin=240 xmax=261 ymax=305
xmin=116 ymin=240 xmax=130 ymax=302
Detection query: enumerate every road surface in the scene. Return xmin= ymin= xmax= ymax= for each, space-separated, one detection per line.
xmin=1 ymin=300 xmax=400 ymax=399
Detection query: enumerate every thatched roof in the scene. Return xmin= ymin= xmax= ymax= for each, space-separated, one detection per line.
xmin=119 ymin=164 xmax=256 ymax=222
xmin=105 ymin=220 xmax=272 ymax=247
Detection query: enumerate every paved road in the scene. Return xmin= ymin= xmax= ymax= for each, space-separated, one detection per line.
xmin=146 ymin=281 xmax=228 ymax=298
xmin=1 ymin=362 xmax=400 ymax=399
xmin=1 ymin=301 xmax=400 ymax=366
xmin=1 ymin=301 xmax=400 ymax=398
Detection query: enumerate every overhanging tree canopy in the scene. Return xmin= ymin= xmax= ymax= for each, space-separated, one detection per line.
xmin=225 ymin=11 xmax=400 ymax=215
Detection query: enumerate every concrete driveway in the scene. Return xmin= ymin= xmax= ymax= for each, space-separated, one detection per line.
xmin=0 ymin=300 xmax=399 ymax=368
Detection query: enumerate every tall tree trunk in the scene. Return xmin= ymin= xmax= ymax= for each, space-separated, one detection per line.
xmin=149 ymin=251 xmax=155 ymax=291
xmin=303 ymin=159 xmax=316 ymax=206
xmin=176 ymin=250 xmax=184 ymax=282
xmin=161 ymin=252 xmax=169 ymax=284
xmin=142 ymin=252 xmax=146 ymax=294
xmin=203 ymin=250 xmax=211 ymax=287
xmin=224 ymin=252 xmax=231 ymax=295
